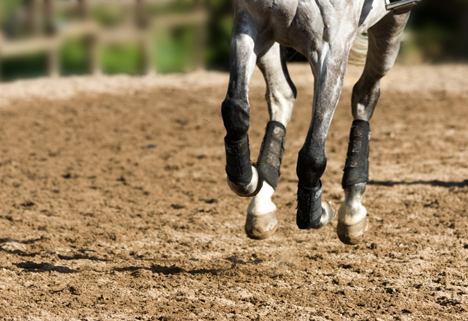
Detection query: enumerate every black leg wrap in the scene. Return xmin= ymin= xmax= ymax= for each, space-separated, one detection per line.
xmin=225 ymin=135 xmax=253 ymax=186
xmin=342 ymin=120 xmax=371 ymax=189
xmin=296 ymin=181 xmax=323 ymax=229
xmin=257 ymin=121 xmax=286 ymax=190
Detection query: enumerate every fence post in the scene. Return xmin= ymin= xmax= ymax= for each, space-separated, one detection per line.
xmin=142 ymin=32 xmax=155 ymax=76
xmin=24 ymin=0 xmax=41 ymax=35
xmin=78 ymin=0 xmax=90 ymax=18
xmin=78 ymin=0 xmax=101 ymax=75
xmin=136 ymin=0 xmax=155 ymax=75
xmin=0 ymin=3 xmax=2 ymax=81
xmin=44 ymin=0 xmax=59 ymax=77
xmin=193 ymin=0 xmax=206 ymax=71
xmin=0 ymin=33 xmax=3 ymax=81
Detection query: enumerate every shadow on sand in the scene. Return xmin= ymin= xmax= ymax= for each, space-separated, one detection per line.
xmin=368 ymin=180 xmax=468 ymax=188
xmin=114 ymin=256 xmax=264 ymax=276
xmin=12 ymin=262 xmax=80 ymax=273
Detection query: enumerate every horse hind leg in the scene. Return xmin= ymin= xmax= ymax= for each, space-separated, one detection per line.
xmin=245 ymin=43 xmax=296 ymax=240
xmin=338 ymin=10 xmax=411 ymax=245
xmin=222 ymin=14 xmax=263 ymax=197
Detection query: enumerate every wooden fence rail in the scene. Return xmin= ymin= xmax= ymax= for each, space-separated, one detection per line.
xmin=0 ymin=0 xmax=208 ymax=79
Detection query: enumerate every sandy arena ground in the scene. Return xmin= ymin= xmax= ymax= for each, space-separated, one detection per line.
xmin=0 ymin=64 xmax=467 ymax=320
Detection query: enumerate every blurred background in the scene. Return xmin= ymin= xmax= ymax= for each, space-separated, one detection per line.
xmin=0 ymin=0 xmax=466 ymax=82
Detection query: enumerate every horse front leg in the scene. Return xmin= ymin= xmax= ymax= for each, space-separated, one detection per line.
xmin=296 ymin=47 xmax=350 ymax=230
xmin=222 ymin=14 xmax=263 ymax=197
xmin=245 ymin=43 xmax=297 ymax=239
xmin=338 ymin=10 xmax=411 ymax=244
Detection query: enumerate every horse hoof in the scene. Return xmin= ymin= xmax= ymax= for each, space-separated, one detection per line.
xmin=245 ymin=211 xmax=278 ymax=240
xmin=314 ymin=201 xmax=337 ymax=229
xmin=337 ymin=218 xmax=368 ymax=245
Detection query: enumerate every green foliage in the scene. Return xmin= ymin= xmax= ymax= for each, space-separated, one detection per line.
xmin=407 ymin=0 xmax=468 ymax=62
xmin=58 ymin=27 xmax=197 ymax=76
xmin=93 ymin=6 xmax=126 ymax=27
xmin=206 ymin=15 xmax=233 ymax=69
xmin=204 ymin=0 xmax=234 ymax=69
xmin=0 ymin=54 xmax=48 ymax=81
xmin=149 ymin=0 xmax=194 ymax=15
xmin=0 ymin=0 xmax=22 ymax=23
xmin=60 ymin=39 xmax=89 ymax=75
xmin=100 ymin=43 xmax=142 ymax=75
xmin=154 ymin=27 xmax=195 ymax=73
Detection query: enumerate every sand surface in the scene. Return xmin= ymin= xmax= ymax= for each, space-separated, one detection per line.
xmin=0 ymin=64 xmax=467 ymax=320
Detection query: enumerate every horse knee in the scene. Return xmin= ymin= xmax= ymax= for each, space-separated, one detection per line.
xmin=222 ymin=98 xmax=250 ymax=140
xmin=296 ymin=149 xmax=327 ymax=187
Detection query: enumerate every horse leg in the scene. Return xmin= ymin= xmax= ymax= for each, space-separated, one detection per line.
xmin=337 ymin=10 xmax=411 ymax=245
xmin=296 ymin=46 xmax=352 ymax=230
xmin=222 ymin=14 xmax=265 ymax=197
xmin=245 ymin=43 xmax=297 ymax=239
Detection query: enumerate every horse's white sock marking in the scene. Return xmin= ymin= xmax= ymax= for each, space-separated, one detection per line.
xmin=338 ymin=202 xmax=367 ymax=226
xmin=248 ymin=182 xmax=276 ymax=217
xmin=245 ymin=182 xmax=278 ymax=239
xmin=338 ymin=183 xmax=367 ymax=226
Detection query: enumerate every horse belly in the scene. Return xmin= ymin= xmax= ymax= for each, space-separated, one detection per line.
xmin=242 ymin=0 xmax=320 ymax=51
xmin=242 ymin=0 xmax=298 ymax=34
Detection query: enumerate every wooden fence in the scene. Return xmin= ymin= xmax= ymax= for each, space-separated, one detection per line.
xmin=0 ymin=0 xmax=208 ymax=78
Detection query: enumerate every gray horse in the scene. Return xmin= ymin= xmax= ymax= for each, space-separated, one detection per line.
xmin=221 ymin=0 xmax=419 ymax=244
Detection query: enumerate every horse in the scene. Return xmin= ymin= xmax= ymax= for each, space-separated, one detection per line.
xmin=221 ymin=0 xmax=418 ymax=244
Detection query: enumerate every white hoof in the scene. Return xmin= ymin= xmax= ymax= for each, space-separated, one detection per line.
xmin=245 ymin=211 xmax=278 ymax=240
xmin=245 ymin=183 xmax=278 ymax=240
xmin=337 ymin=203 xmax=368 ymax=245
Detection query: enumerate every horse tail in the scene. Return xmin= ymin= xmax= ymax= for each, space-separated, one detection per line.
xmin=348 ymin=33 xmax=368 ymax=66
